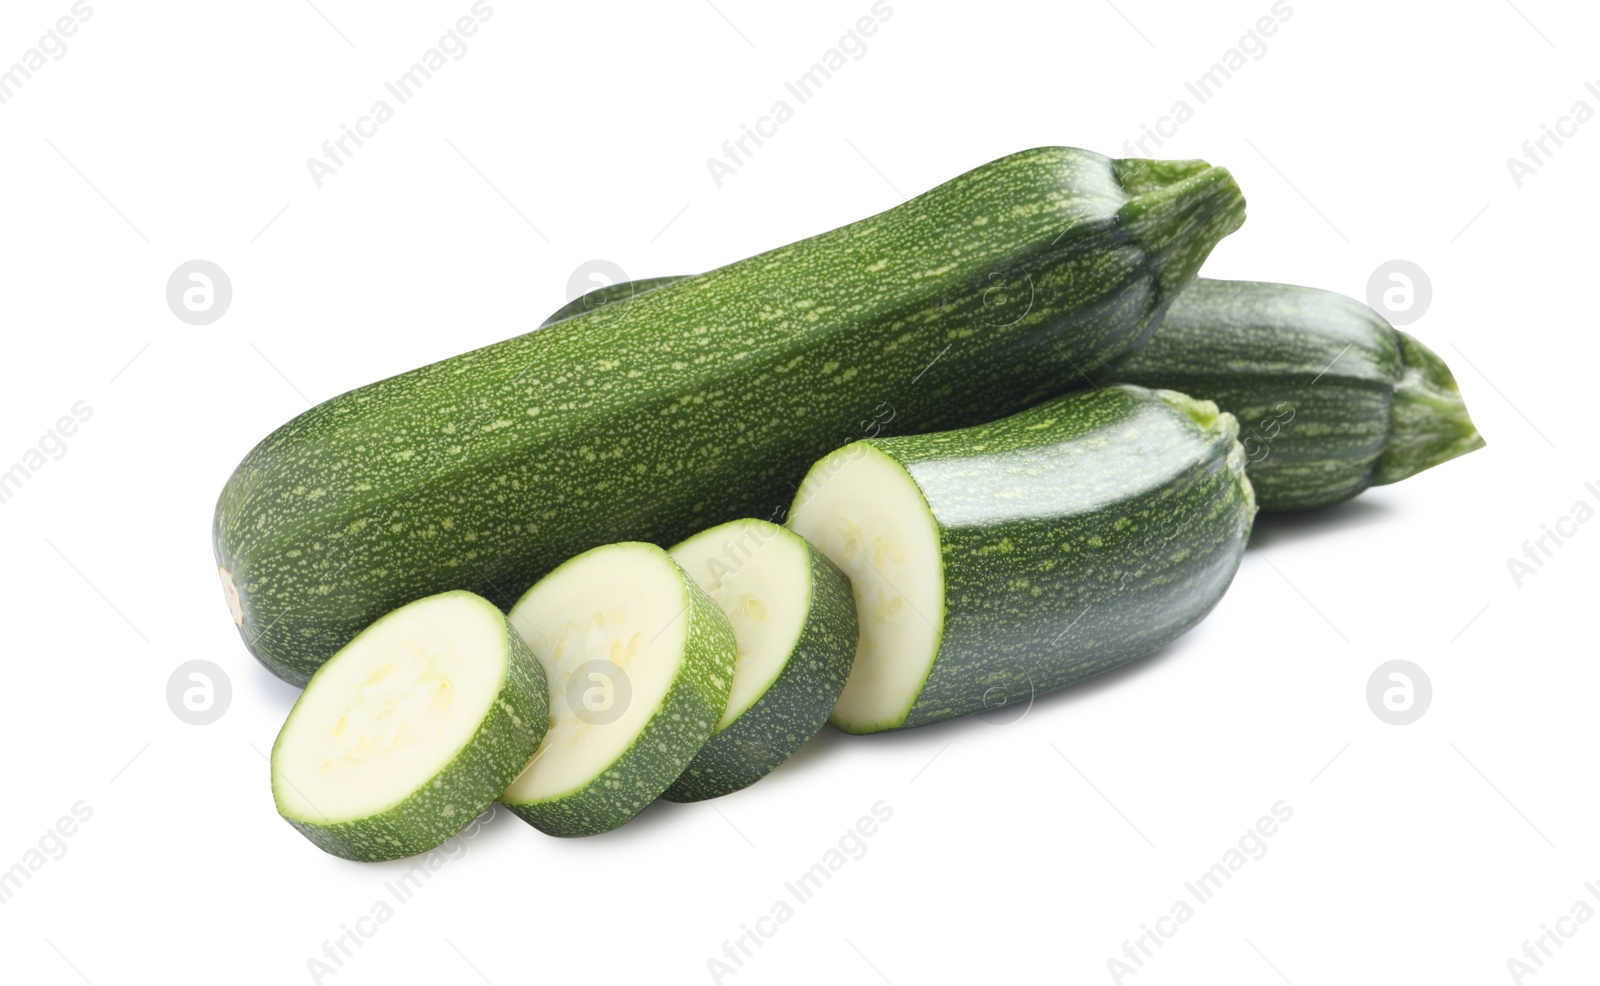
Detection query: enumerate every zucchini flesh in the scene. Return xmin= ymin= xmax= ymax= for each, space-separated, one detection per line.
xmin=214 ymin=148 xmax=1246 ymax=685
xmin=788 ymin=385 xmax=1255 ymax=732
xmin=500 ymin=542 xmax=735 ymax=836
xmin=662 ymin=520 xmax=857 ymax=802
xmin=271 ymin=590 xmax=549 ymax=861
xmin=1101 ymin=279 xmax=1484 ymax=510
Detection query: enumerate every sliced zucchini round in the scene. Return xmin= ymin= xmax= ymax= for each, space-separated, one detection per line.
xmin=500 ymin=542 xmax=735 ymax=836
xmin=662 ymin=519 xmax=857 ymax=802
xmin=271 ymin=590 xmax=550 ymax=861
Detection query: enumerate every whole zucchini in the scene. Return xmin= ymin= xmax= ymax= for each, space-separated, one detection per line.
xmin=787 ymin=385 xmax=1255 ymax=732
xmin=551 ymin=277 xmax=1486 ymax=515
xmin=215 ymin=147 xmax=1246 ymax=685
xmin=1099 ymin=279 xmax=1485 ymax=510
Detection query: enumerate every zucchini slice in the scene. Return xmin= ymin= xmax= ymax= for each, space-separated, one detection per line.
xmin=662 ymin=520 xmax=857 ymax=802
xmin=788 ymin=385 xmax=1256 ymax=733
xmin=270 ymin=590 xmax=550 ymax=861
xmin=501 ymin=542 xmax=736 ymax=836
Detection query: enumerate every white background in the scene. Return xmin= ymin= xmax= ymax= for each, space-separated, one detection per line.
xmin=1 ymin=1 xmax=1595 ymax=983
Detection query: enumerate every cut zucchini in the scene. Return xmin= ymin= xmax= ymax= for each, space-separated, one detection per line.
xmin=501 ymin=542 xmax=736 ymax=836
xmin=789 ymin=385 xmax=1255 ymax=733
xmin=662 ymin=520 xmax=857 ymax=802
xmin=271 ymin=590 xmax=550 ymax=861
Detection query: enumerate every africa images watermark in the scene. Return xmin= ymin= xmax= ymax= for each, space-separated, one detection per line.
xmin=1504 ymin=478 xmax=1600 ymax=588
xmin=1506 ymin=78 xmax=1600 ymax=189
xmin=1105 ymin=800 xmax=1294 ymax=983
xmin=1504 ymin=880 xmax=1600 ymax=982
xmin=304 ymin=805 xmax=498 ymax=983
xmin=705 ymin=800 xmax=895 ymax=982
xmin=0 ymin=401 xmax=94 ymax=509
xmin=0 ymin=2 xmax=94 ymax=108
xmin=705 ymin=1 xmax=894 ymax=188
xmin=305 ymin=1 xmax=494 ymax=188
xmin=0 ymin=801 xmax=94 ymax=906
xmin=1119 ymin=0 xmax=1293 ymax=159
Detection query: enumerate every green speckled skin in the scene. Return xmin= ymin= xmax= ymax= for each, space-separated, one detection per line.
xmin=662 ymin=525 xmax=858 ymax=803
xmin=214 ymin=148 xmax=1246 ymax=685
xmin=1101 ymin=279 xmax=1483 ymax=511
xmin=501 ymin=557 xmax=736 ymax=836
xmin=841 ymin=385 xmax=1255 ymax=731
xmin=540 ymin=276 xmax=690 ymax=327
xmin=272 ymin=591 xmax=550 ymax=862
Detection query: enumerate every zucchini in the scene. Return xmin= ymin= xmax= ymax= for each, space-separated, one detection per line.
xmin=500 ymin=542 xmax=735 ymax=836
xmin=550 ymin=277 xmax=1485 ymax=514
xmin=214 ymin=147 xmax=1246 ymax=685
xmin=787 ymin=385 xmax=1255 ymax=733
xmin=1101 ymin=279 xmax=1485 ymax=510
xmin=662 ymin=519 xmax=857 ymax=802
xmin=270 ymin=590 xmax=549 ymax=861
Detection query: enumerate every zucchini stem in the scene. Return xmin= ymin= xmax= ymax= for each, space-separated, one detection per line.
xmin=1112 ymin=159 xmax=1249 ymax=308
xmin=1372 ymin=332 xmax=1486 ymax=486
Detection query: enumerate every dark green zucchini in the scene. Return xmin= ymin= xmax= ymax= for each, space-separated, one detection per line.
xmin=787 ymin=385 xmax=1255 ymax=732
xmin=215 ymin=148 xmax=1247 ymax=684
xmin=541 ymin=276 xmax=689 ymax=327
xmin=1099 ymin=279 xmax=1484 ymax=510
xmin=555 ymin=277 xmax=1485 ymax=514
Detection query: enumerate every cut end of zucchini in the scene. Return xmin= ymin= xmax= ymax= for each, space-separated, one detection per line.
xmin=271 ymin=590 xmax=548 ymax=861
xmin=789 ymin=445 xmax=944 ymax=734
xmin=1373 ymin=331 xmax=1486 ymax=486
xmin=219 ymin=566 xmax=244 ymax=629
